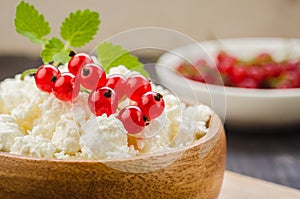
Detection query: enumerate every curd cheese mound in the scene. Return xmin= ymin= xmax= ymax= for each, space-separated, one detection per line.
xmin=0 ymin=114 xmax=24 ymax=151
xmin=172 ymin=105 xmax=211 ymax=147
xmin=80 ymin=115 xmax=135 ymax=159
xmin=10 ymin=135 xmax=56 ymax=158
xmin=0 ymin=76 xmax=43 ymax=115
xmin=52 ymin=116 xmax=81 ymax=154
xmin=0 ymin=66 xmax=212 ymax=159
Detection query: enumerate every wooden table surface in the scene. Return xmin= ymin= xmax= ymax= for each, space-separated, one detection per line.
xmin=0 ymin=55 xmax=300 ymax=193
xmin=221 ymin=171 xmax=300 ymax=199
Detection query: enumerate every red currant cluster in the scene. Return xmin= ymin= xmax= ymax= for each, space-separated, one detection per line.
xmin=34 ymin=52 xmax=165 ymax=134
xmin=217 ymin=52 xmax=300 ymax=88
xmin=177 ymin=51 xmax=300 ymax=89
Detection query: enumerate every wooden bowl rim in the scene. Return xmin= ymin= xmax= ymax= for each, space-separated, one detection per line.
xmin=0 ymin=112 xmax=223 ymax=163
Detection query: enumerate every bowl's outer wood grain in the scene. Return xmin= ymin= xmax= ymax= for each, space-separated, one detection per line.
xmin=0 ymin=113 xmax=226 ymax=199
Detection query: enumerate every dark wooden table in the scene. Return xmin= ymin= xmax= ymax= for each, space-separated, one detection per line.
xmin=1 ymin=55 xmax=299 ymax=190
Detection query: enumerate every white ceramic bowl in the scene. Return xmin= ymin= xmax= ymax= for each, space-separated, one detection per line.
xmin=155 ymin=38 xmax=300 ymax=127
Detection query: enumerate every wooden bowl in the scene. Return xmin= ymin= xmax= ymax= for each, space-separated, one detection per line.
xmin=0 ymin=112 xmax=226 ymax=199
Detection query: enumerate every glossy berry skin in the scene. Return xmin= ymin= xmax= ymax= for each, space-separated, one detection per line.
xmin=138 ymin=91 xmax=165 ymax=120
xmin=126 ymin=74 xmax=152 ymax=102
xmin=247 ymin=66 xmax=265 ymax=83
xmin=53 ymin=73 xmax=80 ymax=101
xmin=79 ymin=63 xmax=107 ymax=90
xmin=230 ymin=65 xmax=247 ymax=84
xmin=236 ymin=78 xmax=259 ymax=88
xmin=88 ymin=87 xmax=118 ymax=116
xmin=118 ymin=106 xmax=148 ymax=134
xmin=35 ymin=64 xmax=61 ymax=93
xmin=68 ymin=53 xmax=93 ymax=75
xmin=217 ymin=54 xmax=236 ymax=75
xmin=105 ymin=74 xmax=127 ymax=101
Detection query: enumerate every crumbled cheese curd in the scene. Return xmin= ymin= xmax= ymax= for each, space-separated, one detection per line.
xmin=0 ymin=66 xmax=211 ymax=159
xmin=0 ymin=114 xmax=24 ymax=151
xmin=10 ymin=135 xmax=56 ymax=158
xmin=80 ymin=114 xmax=135 ymax=159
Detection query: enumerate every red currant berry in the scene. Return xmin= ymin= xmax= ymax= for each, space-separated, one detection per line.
xmin=126 ymin=74 xmax=152 ymax=102
xmin=217 ymin=55 xmax=236 ymax=75
xmin=35 ymin=64 xmax=61 ymax=93
xmin=53 ymin=73 xmax=80 ymax=101
xmin=78 ymin=63 xmax=107 ymax=90
xmin=118 ymin=106 xmax=149 ymax=134
xmin=230 ymin=65 xmax=247 ymax=84
xmin=247 ymin=66 xmax=265 ymax=83
xmin=217 ymin=51 xmax=227 ymax=62
xmin=105 ymin=74 xmax=127 ymax=101
xmin=263 ymin=63 xmax=281 ymax=78
xmin=236 ymin=78 xmax=259 ymax=88
xmin=68 ymin=53 xmax=93 ymax=75
xmin=138 ymin=91 xmax=165 ymax=120
xmin=88 ymin=87 xmax=118 ymax=116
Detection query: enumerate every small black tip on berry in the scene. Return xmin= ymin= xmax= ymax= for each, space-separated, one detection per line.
xmin=82 ymin=67 xmax=90 ymax=77
xmin=154 ymin=93 xmax=163 ymax=101
xmin=69 ymin=51 xmax=76 ymax=57
xmin=50 ymin=75 xmax=57 ymax=82
xmin=104 ymin=90 xmax=112 ymax=98
xmin=143 ymin=115 xmax=150 ymax=126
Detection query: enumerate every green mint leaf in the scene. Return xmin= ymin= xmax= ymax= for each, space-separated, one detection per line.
xmin=60 ymin=10 xmax=100 ymax=48
xmin=15 ymin=1 xmax=50 ymax=45
xmin=97 ymin=42 xmax=149 ymax=78
xmin=41 ymin=37 xmax=70 ymax=64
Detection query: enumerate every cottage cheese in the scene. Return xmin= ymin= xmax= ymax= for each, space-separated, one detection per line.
xmin=80 ymin=115 xmax=135 ymax=159
xmin=10 ymin=135 xmax=56 ymax=158
xmin=51 ymin=116 xmax=81 ymax=154
xmin=0 ymin=114 xmax=24 ymax=151
xmin=0 ymin=66 xmax=211 ymax=160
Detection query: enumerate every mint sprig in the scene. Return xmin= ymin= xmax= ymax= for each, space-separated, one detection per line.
xmin=15 ymin=1 xmax=150 ymax=80
xmin=15 ymin=1 xmax=50 ymax=45
xmin=15 ymin=1 xmax=100 ymax=66
xmin=97 ymin=42 xmax=149 ymax=77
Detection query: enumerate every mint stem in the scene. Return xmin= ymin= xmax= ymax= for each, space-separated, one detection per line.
xmin=20 ymin=68 xmax=38 ymax=80
xmin=53 ymin=61 xmax=60 ymax=67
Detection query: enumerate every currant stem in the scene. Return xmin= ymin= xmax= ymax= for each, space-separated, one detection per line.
xmin=80 ymin=86 xmax=91 ymax=94
xmin=20 ymin=68 xmax=38 ymax=80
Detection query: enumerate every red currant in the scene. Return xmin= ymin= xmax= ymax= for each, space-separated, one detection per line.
xmin=53 ymin=73 xmax=80 ymax=101
xmin=230 ymin=65 xmax=247 ymax=84
xmin=217 ymin=51 xmax=227 ymax=62
xmin=35 ymin=64 xmax=61 ymax=93
xmin=247 ymin=66 xmax=265 ymax=83
xmin=177 ymin=51 xmax=300 ymax=89
xmin=68 ymin=53 xmax=93 ymax=75
xmin=78 ymin=63 xmax=107 ymax=90
xmin=88 ymin=87 xmax=118 ymax=116
xmin=217 ymin=55 xmax=236 ymax=75
xmin=263 ymin=63 xmax=281 ymax=78
xmin=105 ymin=74 xmax=127 ymax=101
xmin=126 ymin=74 xmax=152 ymax=102
xmin=236 ymin=78 xmax=259 ymax=88
xmin=138 ymin=91 xmax=165 ymax=120
xmin=118 ymin=106 xmax=149 ymax=134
